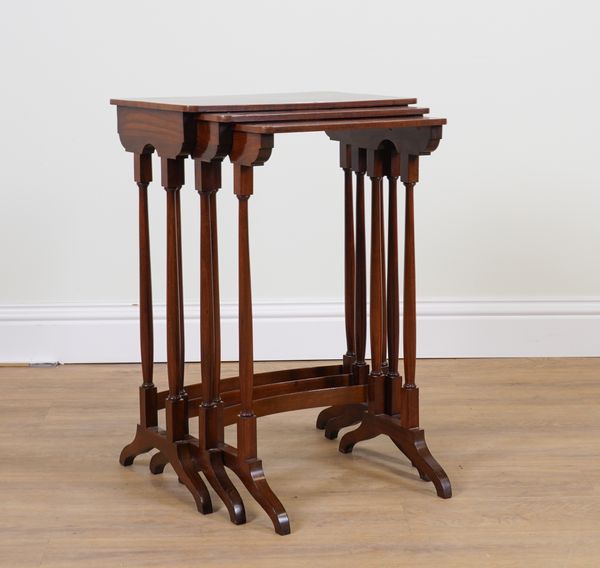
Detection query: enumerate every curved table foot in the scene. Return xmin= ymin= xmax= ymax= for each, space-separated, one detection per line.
xmin=316 ymin=405 xmax=346 ymax=430
xmin=226 ymin=454 xmax=290 ymax=535
xmin=336 ymin=413 xmax=451 ymax=498
xmin=417 ymin=470 xmax=431 ymax=482
xmin=391 ymin=440 xmax=430 ymax=482
xmin=324 ymin=404 xmax=367 ymax=440
xmin=149 ymin=451 xmax=169 ymax=474
xmin=200 ymin=450 xmax=246 ymax=525
xmin=172 ymin=443 xmax=214 ymax=514
xmin=391 ymin=429 xmax=451 ymax=498
xmin=338 ymin=416 xmax=380 ymax=454
xmin=119 ymin=425 xmax=154 ymax=466
xmin=374 ymin=416 xmax=451 ymax=498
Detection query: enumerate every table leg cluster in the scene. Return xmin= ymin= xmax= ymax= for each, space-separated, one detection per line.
xmin=119 ymin=132 xmax=450 ymax=536
xmin=318 ymin=144 xmax=452 ymax=499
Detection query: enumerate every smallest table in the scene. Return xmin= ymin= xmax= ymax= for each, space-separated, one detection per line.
xmin=111 ymin=92 xmax=452 ymax=535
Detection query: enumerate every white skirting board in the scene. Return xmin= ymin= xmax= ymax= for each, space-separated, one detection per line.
xmin=1 ymin=299 xmax=600 ymax=364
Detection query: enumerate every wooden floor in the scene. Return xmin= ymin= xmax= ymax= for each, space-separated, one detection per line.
xmin=1 ymin=358 xmax=600 ymax=567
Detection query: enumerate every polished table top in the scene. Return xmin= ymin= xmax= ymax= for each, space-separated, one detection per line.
xmin=112 ymin=92 xmax=446 ymax=143
xmin=109 ymin=91 xmax=418 ymax=112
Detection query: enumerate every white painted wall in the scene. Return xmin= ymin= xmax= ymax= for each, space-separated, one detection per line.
xmin=1 ymin=0 xmax=599 ymax=362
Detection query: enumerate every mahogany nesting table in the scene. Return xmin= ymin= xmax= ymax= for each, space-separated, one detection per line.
xmin=111 ymin=92 xmax=452 ymax=535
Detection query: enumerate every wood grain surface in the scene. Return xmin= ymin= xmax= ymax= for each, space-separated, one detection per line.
xmin=198 ymin=105 xmax=429 ymax=123
xmin=233 ymin=116 xmax=446 ymax=134
xmin=110 ymin=92 xmax=417 ymax=112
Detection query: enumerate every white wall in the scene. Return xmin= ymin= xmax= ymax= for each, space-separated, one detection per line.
xmin=1 ymin=0 xmax=599 ymax=362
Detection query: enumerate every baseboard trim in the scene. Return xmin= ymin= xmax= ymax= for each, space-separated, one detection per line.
xmin=1 ymin=299 xmax=599 ymax=363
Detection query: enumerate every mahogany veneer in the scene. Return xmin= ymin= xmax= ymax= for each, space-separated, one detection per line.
xmin=112 ymin=91 xmax=451 ymax=535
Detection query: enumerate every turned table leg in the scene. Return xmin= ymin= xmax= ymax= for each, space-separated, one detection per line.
xmin=162 ymin=156 xmax=212 ymax=513
xmin=352 ymin=149 xmax=369 ymax=387
xmin=368 ymin=164 xmax=386 ymax=415
xmin=120 ymin=152 xmax=157 ymax=466
xmin=163 ymin=157 xmax=188 ymax=443
xmin=337 ymin=150 xmax=451 ymax=498
xmin=195 ymin=160 xmax=246 ymax=525
xmin=317 ymin=144 xmax=367 ymax=437
xmin=223 ymin=163 xmax=290 ymax=535
xmin=342 ymin=163 xmax=356 ymax=370
xmin=391 ymin=154 xmax=452 ymax=497
xmin=380 ymin=172 xmax=388 ymax=375
xmin=119 ymin=153 xmax=213 ymax=513
xmin=338 ymin=149 xmax=387 ymax=452
xmin=386 ymin=153 xmax=402 ymax=416
xmin=136 ymin=153 xmax=158 ymax=430
xmin=197 ymin=161 xmax=221 ymax=448
xmin=400 ymin=157 xmax=419 ymax=430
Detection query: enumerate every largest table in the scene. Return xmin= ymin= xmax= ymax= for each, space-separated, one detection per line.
xmin=111 ymin=92 xmax=452 ymax=535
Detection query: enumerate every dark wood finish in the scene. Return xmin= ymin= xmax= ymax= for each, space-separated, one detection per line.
xmin=353 ymin=150 xmax=368 ymax=384
xmin=235 ymin=174 xmax=254 ymax=417
xmin=327 ymin=125 xmax=444 ymax=155
xmin=338 ymin=412 xmax=451 ymax=498
xmin=235 ymin=116 xmax=446 ymax=134
xmin=185 ymin=375 xmax=353 ymax=415
xmin=199 ymin=185 xmax=217 ymax=437
xmin=114 ymin=92 xmax=451 ymax=535
xmin=224 ymin=385 xmax=367 ymax=424
xmin=231 ymin=163 xmax=290 ymax=535
xmin=223 ymin=374 xmax=351 ymax=404
xmin=159 ymin=363 xmax=345 ymax=408
xmin=368 ymin=166 xmax=386 ymax=416
xmin=315 ymin=145 xmax=370 ymax=436
xmin=386 ymin=160 xmax=402 ymax=416
xmin=162 ymin=157 xmax=188 ymax=443
xmin=401 ymin=155 xmax=419 ymax=429
xmin=134 ymin=152 xmax=157 ymax=429
xmin=322 ymin=403 xmax=367 ymax=440
xmin=199 ymin=105 xmax=429 ymax=123
xmin=380 ymin=165 xmax=388 ymax=373
xmin=120 ymin=425 xmax=213 ymax=513
xmin=117 ymin=108 xmax=195 ymax=158
xmin=342 ymin=144 xmax=355 ymax=371
xmin=194 ymin=121 xmax=232 ymax=162
xmin=111 ymin=91 xmax=418 ymax=112
xmin=230 ymin=132 xmax=273 ymax=167
xmin=195 ymin=160 xmax=246 ymax=525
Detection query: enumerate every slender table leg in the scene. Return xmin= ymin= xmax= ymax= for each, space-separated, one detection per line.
xmin=223 ymin=164 xmax=290 ymax=535
xmin=353 ymin=154 xmax=369 ymax=387
xmin=338 ymin=156 xmax=386 ymax=452
xmin=317 ymin=148 xmax=450 ymax=496
xmin=119 ymin=153 xmax=213 ymax=513
xmin=120 ymin=152 xmax=157 ymax=466
xmin=343 ymin=166 xmax=356 ymax=371
xmin=137 ymin=154 xmax=158 ymax=429
xmin=198 ymin=167 xmax=218 ymax=447
xmin=368 ymin=173 xmax=386 ymax=415
xmin=162 ymin=156 xmax=212 ymax=513
xmin=380 ymin=181 xmax=388 ymax=375
xmin=163 ymin=157 xmax=188 ymax=442
xmin=386 ymin=168 xmax=402 ymax=416
xmin=317 ymin=145 xmax=366 ymax=437
xmin=389 ymin=155 xmax=451 ymax=497
xmin=328 ymin=161 xmax=369 ymax=436
xmin=195 ymin=160 xmax=246 ymax=525
xmin=400 ymin=169 xmax=418 ymax=429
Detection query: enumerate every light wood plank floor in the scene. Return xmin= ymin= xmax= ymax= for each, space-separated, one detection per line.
xmin=1 ymin=358 xmax=599 ymax=567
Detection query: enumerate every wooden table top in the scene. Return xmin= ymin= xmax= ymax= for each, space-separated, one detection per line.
xmin=110 ymin=91 xmax=417 ymax=113
xmin=234 ymin=115 xmax=446 ymax=134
